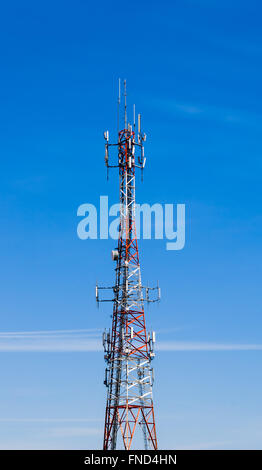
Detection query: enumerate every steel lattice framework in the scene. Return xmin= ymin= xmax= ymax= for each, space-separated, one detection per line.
xmin=97 ymin=81 xmax=160 ymax=450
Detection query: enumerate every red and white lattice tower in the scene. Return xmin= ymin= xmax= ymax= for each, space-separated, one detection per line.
xmin=96 ymin=80 xmax=160 ymax=450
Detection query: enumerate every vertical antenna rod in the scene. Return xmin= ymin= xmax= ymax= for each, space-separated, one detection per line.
xmin=124 ymin=79 xmax=127 ymax=130
xmin=117 ymin=78 xmax=121 ymax=133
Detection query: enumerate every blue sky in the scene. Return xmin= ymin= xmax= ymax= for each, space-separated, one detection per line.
xmin=0 ymin=0 xmax=262 ymax=449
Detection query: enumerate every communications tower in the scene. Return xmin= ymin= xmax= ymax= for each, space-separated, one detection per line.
xmin=96 ymin=80 xmax=160 ymax=450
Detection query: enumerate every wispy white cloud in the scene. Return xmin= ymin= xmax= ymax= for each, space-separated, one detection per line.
xmin=48 ymin=427 xmax=101 ymax=438
xmin=0 ymin=329 xmax=101 ymax=352
xmin=0 ymin=329 xmax=261 ymax=352
xmin=176 ymin=440 xmax=233 ymax=450
xmin=175 ymin=103 xmax=203 ymax=115
xmin=0 ymin=328 xmax=100 ymax=336
xmin=152 ymin=98 xmax=262 ymax=128
xmin=0 ymin=417 xmax=103 ymax=442
xmin=156 ymin=341 xmax=262 ymax=351
xmin=0 ymin=418 xmax=102 ymax=423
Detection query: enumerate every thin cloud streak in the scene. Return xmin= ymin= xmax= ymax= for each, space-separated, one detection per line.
xmin=0 ymin=328 xmax=101 ymax=336
xmin=0 ymin=329 xmax=101 ymax=352
xmin=152 ymin=98 xmax=262 ymax=129
xmin=0 ymin=329 xmax=261 ymax=352
xmin=156 ymin=341 xmax=262 ymax=351
xmin=0 ymin=340 xmax=101 ymax=352
xmin=177 ymin=440 xmax=233 ymax=450
xmin=0 ymin=418 xmax=102 ymax=423
xmin=49 ymin=427 xmax=101 ymax=438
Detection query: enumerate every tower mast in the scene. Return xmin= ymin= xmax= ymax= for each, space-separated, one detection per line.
xmin=98 ymin=81 xmax=160 ymax=450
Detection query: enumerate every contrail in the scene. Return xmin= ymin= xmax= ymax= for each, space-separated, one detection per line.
xmin=0 ymin=329 xmax=261 ymax=352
